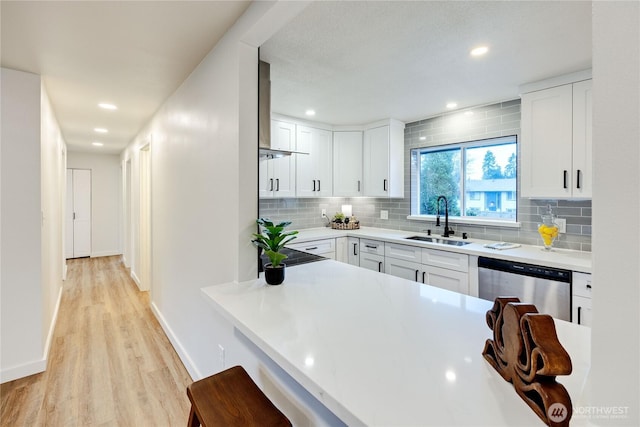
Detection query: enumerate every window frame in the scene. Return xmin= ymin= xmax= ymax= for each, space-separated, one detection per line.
xmin=408 ymin=135 xmax=520 ymax=227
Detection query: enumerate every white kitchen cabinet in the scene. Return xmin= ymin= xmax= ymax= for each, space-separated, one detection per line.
xmin=287 ymin=238 xmax=335 ymax=260
xmin=572 ymin=272 xmax=592 ymax=327
xmin=259 ymin=120 xmax=296 ymax=198
xmin=521 ymin=79 xmax=592 ymax=198
xmin=421 ymin=248 xmax=469 ymax=294
xmin=335 ymin=237 xmax=348 ymax=263
xmin=363 ymin=120 xmax=405 ymax=197
xmin=347 ymin=237 xmax=360 ymax=266
xmin=422 ymin=265 xmax=469 ymax=294
xmin=359 ymin=239 xmax=385 ymax=273
xmin=296 ymin=125 xmax=333 ymax=197
xmin=385 ymin=257 xmax=423 ymax=282
xmin=333 ymin=131 xmax=363 ymax=196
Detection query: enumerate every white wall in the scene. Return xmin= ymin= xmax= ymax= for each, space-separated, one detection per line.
xmin=591 ymin=2 xmax=640 ymax=424
xmin=1 ymin=68 xmax=65 ymax=383
xmin=67 ymin=152 xmax=122 ymax=257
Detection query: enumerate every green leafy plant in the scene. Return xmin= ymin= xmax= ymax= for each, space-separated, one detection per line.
xmin=251 ymin=218 xmax=298 ymax=268
xmin=332 ymin=212 xmax=345 ymax=223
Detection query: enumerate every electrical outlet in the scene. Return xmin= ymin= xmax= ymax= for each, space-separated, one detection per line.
xmin=555 ymin=218 xmax=567 ymax=233
xmin=321 ymin=208 xmax=326 ymax=217
xmin=218 ymin=344 xmax=225 ymax=368
xmin=380 ymin=210 xmax=389 ymax=220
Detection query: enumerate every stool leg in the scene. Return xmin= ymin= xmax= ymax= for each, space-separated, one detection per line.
xmin=188 ymin=406 xmax=200 ymax=427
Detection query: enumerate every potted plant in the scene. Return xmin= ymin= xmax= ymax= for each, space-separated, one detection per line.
xmin=251 ymin=218 xmax=298 ymax=285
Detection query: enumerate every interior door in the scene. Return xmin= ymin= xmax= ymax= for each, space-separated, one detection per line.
xmin=65 ymin=170 xmax=74 ymax=259
xmin=66 ymin=169 xmax=92 ymax=258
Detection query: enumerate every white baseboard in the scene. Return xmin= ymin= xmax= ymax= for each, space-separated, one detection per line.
xmin=0 ymin=285 xmax=63 ymax=384
xmin=0 ymin=358 xmax=46 ymax=384
xmin=91 ymin=250 xmax=122 ymax=258
xmin=130 ymin=270 xmax=142 ymax=290
xmin=150 ymin=302 xmax=201 ymax=380
xmin=43 ymin=286 xmax=63 ymax=362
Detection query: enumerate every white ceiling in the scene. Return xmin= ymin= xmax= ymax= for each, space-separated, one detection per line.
xmin=260 ymin=1 xmax=592 ymax=125
xmin=1 ymin=1 xmax=592 ymax=155
xmin=1 ymin=1 xmax=251 ymax=154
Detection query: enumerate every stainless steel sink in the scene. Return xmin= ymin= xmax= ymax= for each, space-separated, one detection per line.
xmin=405 ymin=236 xmax=471 ymax=246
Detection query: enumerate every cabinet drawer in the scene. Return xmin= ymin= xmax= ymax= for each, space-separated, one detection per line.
xmin=287 ymin=238 xmax=335 ymax=255
xmin=422 ymin=249 xmax=469 ymax=273
xmin=385 ymin=243 xmax=422 ymax=262
xmin=572 ymin=272 xmax=592 ymax=298
xmin=360 ymin=239 xmax=385 ymax=255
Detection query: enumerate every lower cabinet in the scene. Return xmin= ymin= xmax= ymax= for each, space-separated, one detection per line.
xmin=335 ymin=237 xmax=348 ymax=263
xmin=347 ymin=237 xmax=360 ymax=266
xmin=384 ymin=242 xmax=470 ymax=294
xmin=572 ymin=272 xmax=592 ymax=327
xmin=359 ymin=239 xmax=385 ymax=273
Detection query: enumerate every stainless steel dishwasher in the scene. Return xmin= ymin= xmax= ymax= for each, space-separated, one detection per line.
xmin=478 ymin=257 xmax=571 ymax=321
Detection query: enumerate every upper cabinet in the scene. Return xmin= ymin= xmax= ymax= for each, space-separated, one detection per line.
xmin=296 ymin=125 xmax=333 ymax=197
xmin=333 ymin=131 xmax=363 ymax=197
xmin=259 ymin=120 xmax=296 ymax=198
xmin=521 ymin=79 xmax=592 ymax=198
xmin=363 ymin=120 xmax=405 ymax=198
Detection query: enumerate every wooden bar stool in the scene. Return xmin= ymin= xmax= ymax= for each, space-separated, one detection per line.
xmin=186 ymin=365 xmax=292 ymax=427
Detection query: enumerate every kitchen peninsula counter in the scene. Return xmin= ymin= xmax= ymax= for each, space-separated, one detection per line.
xmin=202 ymin=260 xmax=591 ymax=426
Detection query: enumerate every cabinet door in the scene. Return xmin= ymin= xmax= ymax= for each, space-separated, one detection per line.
xmin=287 ymin=238 xmax=335 ymax=256
xmin=572 ymin=295 xmax=592 ymax=327
xmin=423 ymin=265 xmax=468 ymax=294
xmin=347 ymin=237 xmax=360 ymax=266
xmin=333 ymin=131 xmax=363 ymax=196
xmin=296 ymin=126 xmax=333 ymax=197
xmin=335 ymin=237 xmax=348 ymax=263
xmin=422 ymin=248 xmax=469 ymax=272
xmin=385 ymin=243 xmax=422 ymax=263
xmin=572 ymin=79 xmax=592 ymax=198
xmin=260 ymin=120 xmax=296 ymax=198
xmin=360 ymin=252 xmax=385 ymax=273
xmin=521 ymin=84 xmax=574 ymax=198
xmin=385 ymin=257 xmax=422 ymax=282
xmin=363 ymin=126 xmax=390 ymax=197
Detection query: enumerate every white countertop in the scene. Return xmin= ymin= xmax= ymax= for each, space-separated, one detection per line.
xmin=202 ymin=260 xmax=591 ymax=426
xmin=292 ymin=226 xmax=592 ymax=273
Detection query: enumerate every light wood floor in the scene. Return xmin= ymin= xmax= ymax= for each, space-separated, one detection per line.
xmin=1 ymin=256 xmax=193 ymax=426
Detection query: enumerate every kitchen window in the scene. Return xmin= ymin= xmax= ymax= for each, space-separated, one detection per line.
xmin=410 ymin=135 xmax=517 ymax=223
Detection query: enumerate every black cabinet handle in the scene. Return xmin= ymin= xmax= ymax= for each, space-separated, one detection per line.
xmin=353 ymin=243 xmax=358 ymax=256
xmin=422 ymin=271 xmax=426 ymax=284
xmin=269 ymin=178 xmax=274 ymax=191
xmin=415 ymin=270 xmax=419 ymax=282
xmin=586 ymin=284 xmax=592 ymax=289
xmin=365 ymin=245 xmax=378 ymax=249
xmin=563 ymin=170 xmax=568 ymax=189
xmin=317 ymin=180 xmax=321 ymax=191
xmin=275 ymin=178 xmax=280 ymax=191
xmin=357 ymin=180 xmax=361 ymax=192
xmin=577 ymin=306 xmax=582 ymax=325
xmin=383 ymin=179 xmax=388 ymax=191
xmin=378 ymin=261 xmax=383 ymax=272
xmin=305 ymin=246 xmax=318 ymax=251
xmin=576 ymin=170 xmax=581 ymax=189
xmin=312 ymin=180 xmax=316 ymax=191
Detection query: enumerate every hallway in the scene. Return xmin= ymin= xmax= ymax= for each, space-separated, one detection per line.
xmin=1 ymin=256 xmax=193 ymax=426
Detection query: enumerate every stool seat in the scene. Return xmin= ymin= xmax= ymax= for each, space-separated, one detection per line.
xmin=186 ymin=365 xmax=291 ymax=427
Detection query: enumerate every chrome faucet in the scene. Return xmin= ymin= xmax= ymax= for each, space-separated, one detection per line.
xmin=436 ymin=195 xmax=454 ymax=238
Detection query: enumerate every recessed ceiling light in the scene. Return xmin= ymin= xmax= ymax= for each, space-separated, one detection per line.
xmin=470 ymin=46 xmax=489 ymax=57
xmin=305 ymin=109 xmax=316 ymax=116
xmin=94 ymin=128 xmax=108 ymax=133
xmin=92 ymin=142 xmax=104 ymax=147
xmin=446 ymin=102 xmax=457 ymax=109
xmin=98 ymin=103 xmax=117 ymax=110
xmin=419 ymin=136 xmax=427 ymax=141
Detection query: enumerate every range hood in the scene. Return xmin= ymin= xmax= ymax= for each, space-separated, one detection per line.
xmin=259 ymin=60 xmax=307 ymax=159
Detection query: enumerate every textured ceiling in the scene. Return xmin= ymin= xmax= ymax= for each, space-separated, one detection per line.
xmin=260 ymin=1 xmax=592 ymax=125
